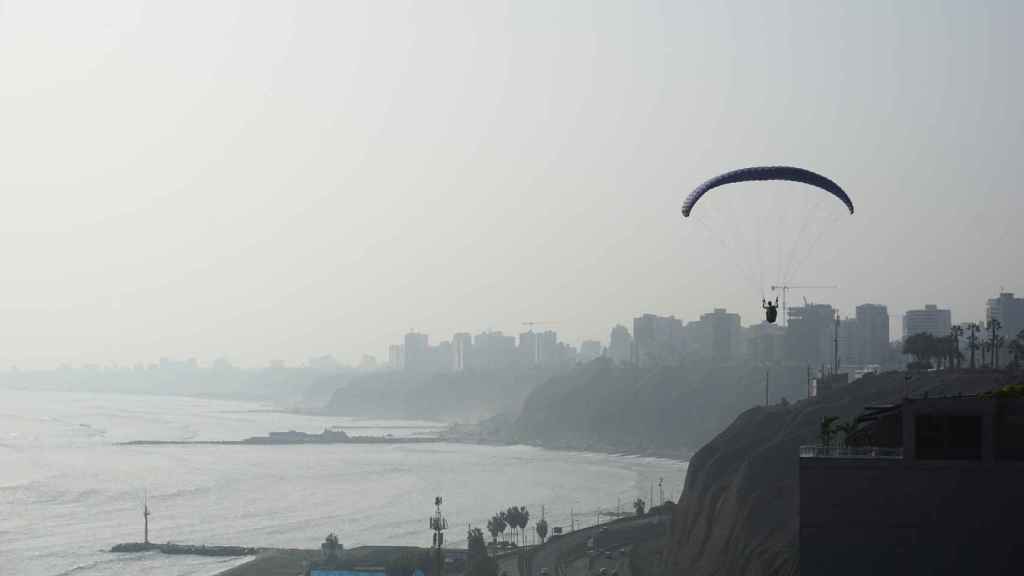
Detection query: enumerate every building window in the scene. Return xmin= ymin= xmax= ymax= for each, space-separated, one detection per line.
xmin=915 ymin=414 xmax=982 ymax=460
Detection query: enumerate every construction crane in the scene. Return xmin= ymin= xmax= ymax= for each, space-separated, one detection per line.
xmin=769 ymin=285 xmax=838 ymax=326
xmin=521 ymin=321 xmax=557 ymax=331
xmin=521 ymin=321 xmax=558 ymax=365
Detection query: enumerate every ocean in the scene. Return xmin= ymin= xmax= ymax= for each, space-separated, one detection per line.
xmin=0 ymin=387 xmax=685 ymax=576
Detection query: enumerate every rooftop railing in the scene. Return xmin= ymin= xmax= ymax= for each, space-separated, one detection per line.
xmin=799 ymin=445 xmax=903 ymax=459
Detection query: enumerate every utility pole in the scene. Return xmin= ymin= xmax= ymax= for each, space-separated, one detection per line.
xmin=143 ymin=492 xmax=151 ymax=545
xmin=806 ymin=364 xmax=812 ymax=398
xmin=570 ymin=508 xmax=575 ymax=532
xmin=430 ymin=497 xmax=447 ymax=576
xmin=833 ymin=311 xmax=840 ymax=375
xmin=658 ymin=478 xmax=664 ymax=504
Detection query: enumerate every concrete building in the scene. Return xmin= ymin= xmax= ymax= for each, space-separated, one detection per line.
xmin=631 ymin=313 xmax=685 ymax=367
xmin=387 ymin=344 xmax=402 ymax=370
xmin=800 ymin=395 xmax=1024 ymax=575
xmin=746 ymin=322 xmax=786 ymax=364
xmin=986 ymin=292 xmax=1024 ymax=366
xmin=838 ymin=317 xmax=860 ymax=366
xmin=855 ymin=304 xmax=890 ymax=365
xmin=785 ymin=303 xmax=836 ymax=367
xmin=452 ymin=332 xmax=472 ymax=371
xmin=903 ymin=304 xmax=951 ymax=339
xmin=578 ymin=340 xmax=603 ymax=362
xmin=472 ymin=331 xmax=517 ymax=370
xmin=402 ymin=332 xmax=429 ymax=372
xmin=518 ymin=331 xmax=538 ymax=365
xmin=688 ymin=308 xmax=742 ymax=364
xmin=608 ymin=325 xmax=632 ymax=365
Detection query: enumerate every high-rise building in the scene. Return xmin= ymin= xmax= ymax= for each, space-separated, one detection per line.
xmin=387 ymin=344 xmax=402 ymax=369
xmin=403 ymin=332 xmax=429 ymax=372
xmin=856 ymin=304 xmax=890 ymax=365
xmin=608 ymin=325 xmax=632 ymax=365
xmin=452 ymin=332 xmax=472 ymax=371
xmin=786 ymin=303 xmax=836 ymax=367
xmin=631 ymin=314 xmax=685 ymax=367
xmin=689 ymin=308 xmax=741 ymax=364
xmin=579 ymin=340 xmax=603 ymax=361
xmin=472 ymin=331 xmax=517 ymax=370
xmin=903 ymin=304 xmax=952 ymax=339
xmin=986 ymin=293 xmax=1024 ymax=366
xmin=537 ymin=330 xmax=560 ymax=365
xmin=518 ymin=331 xmax=539 ymax=365
xmin=746 ymin=322 xmax=786 ymax=364
xmin=838 ymin=317 xmax=860 ymax=367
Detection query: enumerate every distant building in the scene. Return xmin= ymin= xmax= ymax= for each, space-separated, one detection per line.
xmin=472 ymin=331 xmax=517 ymax=370
xmin=746 ymin=322 xmax=786 ymax=364
xmin=986 ymin=292 xmax=1024 ymax=366
xmin=608 ymin=325 xmax=632 ymax=365
xmin=689 ymin=308 xmax=741 ymax=364
xmin=518 ymin=331 xmax=539 ymax=365
xmin=903 ymin=304 xmax=951 ymax=339
xmin=800 ymin=395 xmax=1024 ymax=575
xmin=452 ymin=332 xmax=472 ymax=371
xmin=631 ymin=314 xmax=685 ymax=367
xmin=785 ymin=303 xmax=836 ymax=367
xmin=387 ymin=344 xmax=402 ymax=369
xmin=537 ymin=330 xmax=560 ymax=365
xmin=855 ymin=304 xmax=890 ymax=365
xmin=579 ymin=340 xmax=603 ymax=361
xmin=838 ymin=317 xmax=860 ymax=366
xmin=402 ymin=332 xmax=430 ymax=371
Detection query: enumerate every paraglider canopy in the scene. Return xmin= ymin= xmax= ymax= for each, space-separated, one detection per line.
xmin=681 ymin=166 xmax=854 ymax=218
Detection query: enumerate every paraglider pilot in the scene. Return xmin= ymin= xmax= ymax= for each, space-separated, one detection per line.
xmin=763 ymin=298 xmax=779 ymax=324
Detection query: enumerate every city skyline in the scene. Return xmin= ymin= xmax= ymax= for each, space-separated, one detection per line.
xmin=12 ymin=291 xmax=1016 ymax=372
xmin=2 ymin=1 xmax=1021 ymax=368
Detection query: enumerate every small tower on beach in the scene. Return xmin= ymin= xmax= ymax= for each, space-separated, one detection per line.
xmin=144 ymin=495 xmax=151 ymax=544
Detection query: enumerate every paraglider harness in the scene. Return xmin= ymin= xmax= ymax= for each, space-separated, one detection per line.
xmin=763 ymin=298 xmax=779 ymax=324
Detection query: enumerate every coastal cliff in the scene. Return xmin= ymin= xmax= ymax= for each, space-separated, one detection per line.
xmin=510 ymin=358 xmax=803 ymax=456
xmin=665 ymin=370 xmax=1013 ymax=576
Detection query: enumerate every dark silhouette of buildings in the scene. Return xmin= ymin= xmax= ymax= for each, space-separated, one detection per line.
xmin=800 ymin=394 xmax=1024 ymax=575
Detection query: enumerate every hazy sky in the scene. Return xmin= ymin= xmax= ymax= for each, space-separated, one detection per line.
xmin=1 ymin=0 xmax=1021 ymax=367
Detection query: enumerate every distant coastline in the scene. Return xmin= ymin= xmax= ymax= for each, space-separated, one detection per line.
xmin=120 ymin=427 xmax=441 ymax=446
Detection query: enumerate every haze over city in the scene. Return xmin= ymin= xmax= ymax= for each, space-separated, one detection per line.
xmin=2 ymin=0 xmax=1022 ymax=368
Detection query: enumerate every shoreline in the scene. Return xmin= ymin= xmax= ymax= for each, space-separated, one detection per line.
xmin=438 ymin=432 xmax=693 ymax=463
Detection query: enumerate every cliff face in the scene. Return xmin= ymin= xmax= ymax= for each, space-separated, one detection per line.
xmin=324 ymin=367 xmax=558 ymax=421
xmin=513 ymin=358 xmax=796 ymax=455
xmin=665 ymin=370 xmax=1013 ymax=576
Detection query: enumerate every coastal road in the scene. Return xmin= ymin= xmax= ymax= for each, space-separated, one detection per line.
xmin=525 ymin=514 xmax=670 ymax=576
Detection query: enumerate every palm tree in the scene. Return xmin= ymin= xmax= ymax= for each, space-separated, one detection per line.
xmin=633 ymin=498 xmax=646 ymax=516
xmin=497 ymin=511 xmax=508 ymax=544
xmin=1007 ymin=329 xmax=1024 ymax=372
xmin=505 ymin=508 xmax=517 ymax=545
xmin=486 ymin=516 xmax=500 ymax=544
xmin=535 ymin=518 xmax=548 ymax=544
xmin=519 ymin=507 xmax=530 ymax=546
xmin=323 ymin=533 xmax=341 ymax=562
xmin=987 ymin=318 xmax=1003 ymax=367
xmin=967 ymin=322 xmax=981 ymax=369
xmin=835 ymin=419 xmax=858 ymax=446
xmin=819 ymin=416 xmax=840 ymax=448
xmin=950 ymin=325 xmax=964 ymax=368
